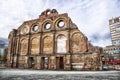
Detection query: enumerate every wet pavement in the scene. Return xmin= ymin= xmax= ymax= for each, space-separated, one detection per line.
xmin=0 ymin=68 xmax=120 ymax=80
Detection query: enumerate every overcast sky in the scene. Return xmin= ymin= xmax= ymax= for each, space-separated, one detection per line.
xmin=0 ymin=0 xmax=120 ymax=47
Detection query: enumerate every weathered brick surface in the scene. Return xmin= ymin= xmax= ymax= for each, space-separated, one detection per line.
xmin=7 ymin=9 xmax=103 ymax=70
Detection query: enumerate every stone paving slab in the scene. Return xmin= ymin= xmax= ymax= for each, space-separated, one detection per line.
xmin=0 ymin=68 xmax=120 ymax=80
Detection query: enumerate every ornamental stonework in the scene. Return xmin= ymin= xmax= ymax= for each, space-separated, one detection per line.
xmin=6 ymin=9 xmax=103 ymax=70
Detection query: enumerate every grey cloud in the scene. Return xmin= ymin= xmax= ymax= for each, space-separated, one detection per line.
xmin=90 ymin=32 xmax=111 ymax=46
xmin=103 ymin=33 xmax=111 ymax=40
xmin=91 ymin=33 xmax=111 ymax=41
xmin=0 ymin=37 xmax=8 ymax=45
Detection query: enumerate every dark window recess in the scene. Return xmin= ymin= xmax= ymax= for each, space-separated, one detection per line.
xmin=32 ymin=25 xmax=39 ymax=32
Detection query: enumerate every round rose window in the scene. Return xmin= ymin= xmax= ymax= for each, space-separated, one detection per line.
xmin=21 ymin=27 xmax=28 ymax=34
xmin=58 ymin=20 xmax=65 ymax=28
xmin=33 ymin=25 xmax=39 ymax=31
xmin=45 ymin=23 xmax=51 ymax=29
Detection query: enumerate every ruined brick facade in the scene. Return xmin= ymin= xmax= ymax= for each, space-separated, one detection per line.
xmin=7 ymin=9 xmax=103 ymax=70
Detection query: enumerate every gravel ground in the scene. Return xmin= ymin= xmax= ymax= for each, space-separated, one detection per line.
xmin=0 ymin=68 xmax=120 ymax=80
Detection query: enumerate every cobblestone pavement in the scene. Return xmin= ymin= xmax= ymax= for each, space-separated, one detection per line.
xmin=0 ymin=68 xmax=120 ymax=80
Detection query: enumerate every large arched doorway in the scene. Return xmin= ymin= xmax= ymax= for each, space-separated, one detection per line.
xmin=57 ymin=35 xmax=67 ymax=53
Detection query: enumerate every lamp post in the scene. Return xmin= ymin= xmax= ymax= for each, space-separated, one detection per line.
xmin=102 ymin=57 xmax=105 ymax=70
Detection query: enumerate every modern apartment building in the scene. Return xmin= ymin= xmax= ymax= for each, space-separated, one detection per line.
xmin=102 ymin=17 xmax=120 ymax=70
xmin=103 ymin=45 xmax=120 ymax=54
xmin=109 ymin=16 xmax=120 ymax=45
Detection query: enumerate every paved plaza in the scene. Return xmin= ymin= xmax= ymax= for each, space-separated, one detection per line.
xmin=0 ymin=68 xmax=120 ymax=80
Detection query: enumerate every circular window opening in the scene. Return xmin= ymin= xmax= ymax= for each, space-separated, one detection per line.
xmin=22 ymin=27 xmax=28 ymax=34
xmin=58 ymin=20 xmax=65 ymax=28
xmin=47 ymin=11 xmax=51 ymax=15
xmin=44 ymin=23 xmax=51 ymax=30
xmin=33 ymin=25 xmax=39 ymax=31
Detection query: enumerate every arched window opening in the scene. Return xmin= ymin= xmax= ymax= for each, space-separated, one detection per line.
xmin=57 ymin=35 xmax=67 ymax=53
xmin=43 ymin=36 xmax=53 ymax=54
xmin=20 ymin=39 xmax=28 ymax=54
xmin=31 ymin=38 xmax=39 ymax=54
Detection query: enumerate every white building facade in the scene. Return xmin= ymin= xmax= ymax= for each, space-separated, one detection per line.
xmin=109 ymin=16 xmax=120 ymax=45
